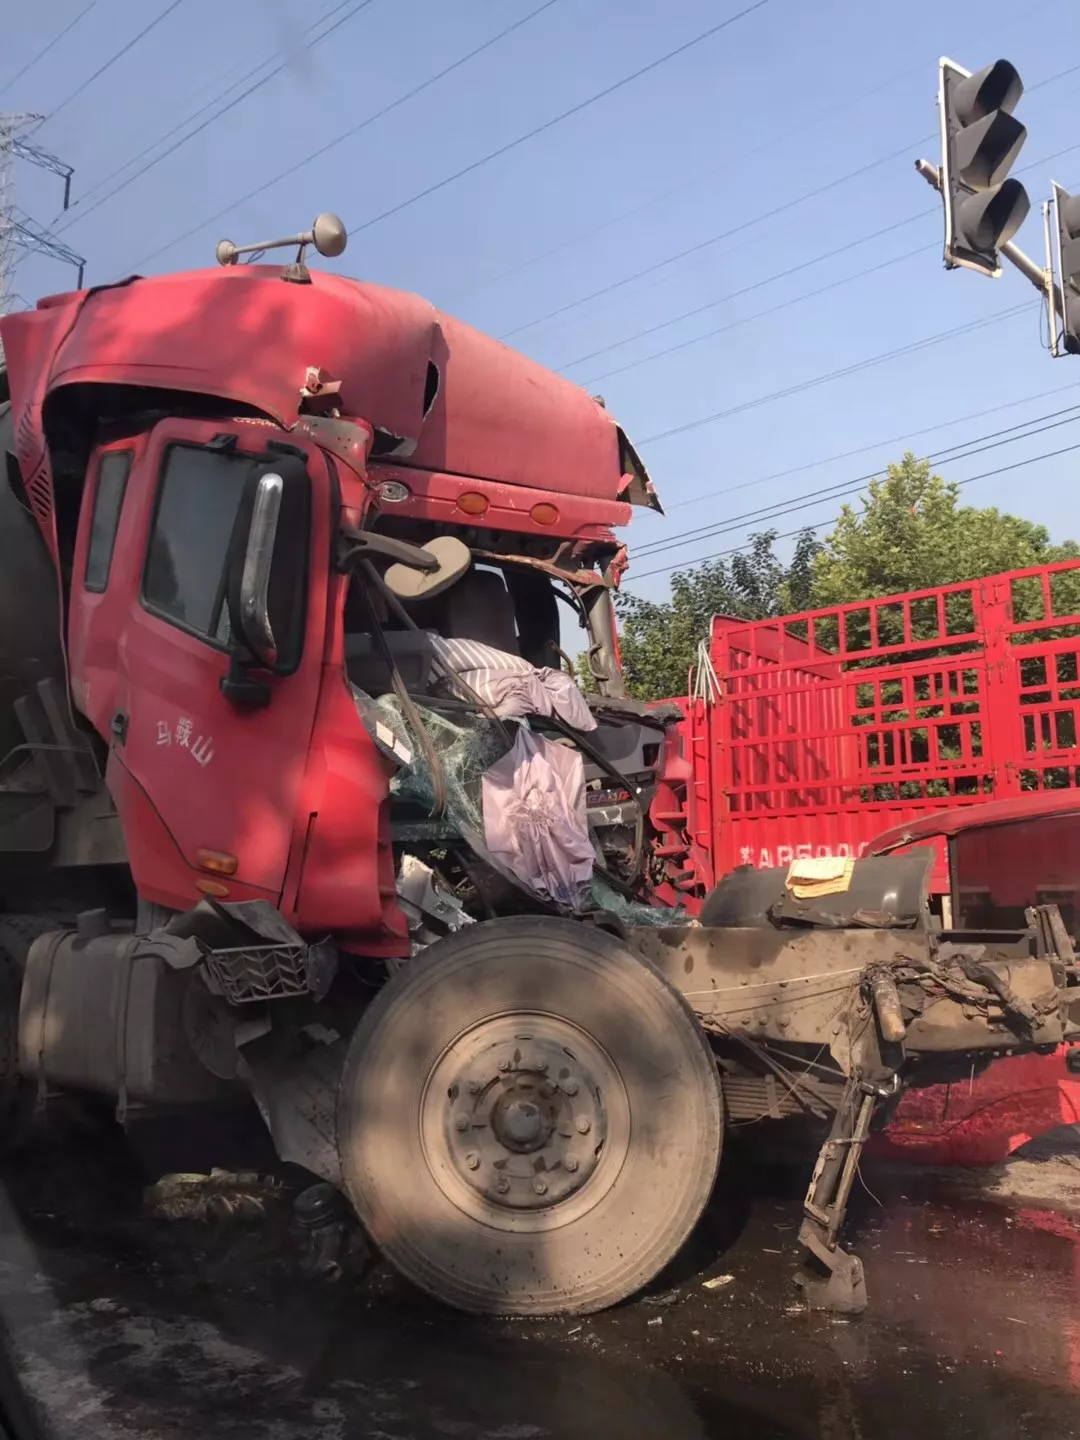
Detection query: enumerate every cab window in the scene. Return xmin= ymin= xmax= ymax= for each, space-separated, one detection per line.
xmin=142 ymin=444 xmax=253 ymax=645
xmin=84 ymin=451 xmax=133 ymax=592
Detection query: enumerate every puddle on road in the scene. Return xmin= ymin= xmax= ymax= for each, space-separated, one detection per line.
xmin=2 ymin=1121 xmax=1080 ymax=1439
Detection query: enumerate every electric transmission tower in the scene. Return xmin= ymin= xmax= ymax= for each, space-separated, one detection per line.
xmin=0 ymin=112 xmax=84 ymax=361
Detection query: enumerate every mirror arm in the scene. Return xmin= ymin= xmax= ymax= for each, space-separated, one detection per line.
xmin=338 ymin=527 xmax=440 ymax=574
xmin=241 ymin=473 xmax=283 ymax=666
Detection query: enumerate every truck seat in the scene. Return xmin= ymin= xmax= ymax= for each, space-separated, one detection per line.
xmin=442 ymin=569 xmax=520 ymax=655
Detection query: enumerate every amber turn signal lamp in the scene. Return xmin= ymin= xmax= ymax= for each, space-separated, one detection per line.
xmin=195 ymin=878 xmax=230 ymax=898
xmin=530 ymin=502 xmax=559 ymax=526
xmin=196 ymin=849 xmax=239 ymax=876
xmin=457 ymin=492 xmax=490 ymax=516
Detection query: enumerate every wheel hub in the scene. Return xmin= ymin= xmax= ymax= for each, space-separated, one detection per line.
xmin=420 ymin=1014 xmax=625 ymax=1226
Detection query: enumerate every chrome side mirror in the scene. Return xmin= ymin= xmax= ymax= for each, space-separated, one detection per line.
xmin=239 ymin=472 xmax=283 ymax=666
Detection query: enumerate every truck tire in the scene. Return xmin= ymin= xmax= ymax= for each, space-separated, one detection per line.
xmin=337 ymin=915 xmax=723 ymax=1315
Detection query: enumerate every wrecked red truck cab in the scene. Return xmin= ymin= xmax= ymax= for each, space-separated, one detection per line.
xmin=4 ymin=219 xmax=1080 ymax=1322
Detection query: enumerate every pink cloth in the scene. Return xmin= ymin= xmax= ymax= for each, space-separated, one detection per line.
xmin=481 ymin=729 xmax=596 ymax=906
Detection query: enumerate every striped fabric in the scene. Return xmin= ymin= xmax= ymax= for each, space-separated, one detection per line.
xmin=429 ymin=636 xmax=597 ymax=732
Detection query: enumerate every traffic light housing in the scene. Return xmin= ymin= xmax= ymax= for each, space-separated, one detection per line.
xmin=938 ymin=58 xmax=1030 ymax=277
xmin=1051 ymin=183 xmax=1080 ymax=354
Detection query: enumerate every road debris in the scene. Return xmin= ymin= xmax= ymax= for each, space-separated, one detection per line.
xmin=144 ymin=1169 xmax=284 ymax=1222
xmin=702 ymin=1274 xmax=735 ymax=1290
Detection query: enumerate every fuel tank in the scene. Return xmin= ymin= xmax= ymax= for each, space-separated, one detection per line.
xmin=0 ymin=399 xmax=66 ymax=766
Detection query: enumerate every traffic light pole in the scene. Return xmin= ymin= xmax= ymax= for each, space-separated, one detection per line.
xmin=915 ymin=157 xmax=1057 ymax=302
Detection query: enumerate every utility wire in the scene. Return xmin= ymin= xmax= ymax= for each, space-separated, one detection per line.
xmin=633 ymin=407 xmax=1080 ymax=561
xmin=56 ymin=0 xmax=377 ymax=235
xmin=498 ymin=68 xmax=1080 ymax=347
xmin=664 ymin=380 xmax=1080 ymax=515
xmin=580 ymin=239 xmax=934 ymax=387
xmin=44 ymin=0 xmax=187 ymax=124
xmin=451 ymin=24 xmax=1080 ymax=310
xmin=498 ymin=135 xmax=930 ymax=341
xmin=565 ymin=142 xmax=1080 ymax=383
xmin=343 ymin=0 xmax=771 ymax=239
xmin=639 ymin=303 xmax=1034 ymax=447
xmin=560 ymin=212 xmax=933 ymax=374
xmin=122 ymin=0 xmax=563 ymax=273
xmin=444 ymin=59 xmax=931 ymax=309
xmin=625 ymin=438 xmax=1080 ymax=586
xmin=0 ymin=3 xmax=96 ymax=101
xmin=68 ymin=0 xmax=350 ymax=209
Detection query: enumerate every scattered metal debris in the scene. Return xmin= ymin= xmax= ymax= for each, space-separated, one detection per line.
xmin=144 ymin=1169 xmax=284 ymax=1222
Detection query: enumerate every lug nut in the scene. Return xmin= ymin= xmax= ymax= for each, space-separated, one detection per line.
xmin=454 ymin=1115 xmax=470 ymax=1132
xmin=564 ymin=1157 xmax=579 ymax=1173
xmin=467 ymin=1079 xmax=481 ymax=1094
xmin=498 ymin=1058 xmax=512 ymax=1072
xmin=465 ymin=1152 xmax=480 ymax=1170
xmin=563 ymin=1079 xmax=579 ymax=1096
xmin=576 ymin=1117 xmax=591 ymax=1135
xmin=533 ymin=1178 xmax=548 ymax=1196
xmin=496 ymin=1177 xmax=511 ymax=1194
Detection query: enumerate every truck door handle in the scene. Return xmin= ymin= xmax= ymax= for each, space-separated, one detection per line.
xmin=111 ymin=710 xmax=129 ymax=746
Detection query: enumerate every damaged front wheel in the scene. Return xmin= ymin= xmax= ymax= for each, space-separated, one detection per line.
xmin=337 ymin=916 xmax=722 ymax=1315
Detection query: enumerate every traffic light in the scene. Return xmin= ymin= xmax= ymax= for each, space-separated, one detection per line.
xmin=1051 ymin=183 xmax=1080 ymax=354
xmin=938 ymin=58 xmax=1030 ymax=277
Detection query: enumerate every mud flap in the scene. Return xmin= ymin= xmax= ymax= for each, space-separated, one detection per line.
xmin=795 ymin=1232 xmax=868 ymax=1314
xmin=794 ymin=1078 xmax=888 ymax=1315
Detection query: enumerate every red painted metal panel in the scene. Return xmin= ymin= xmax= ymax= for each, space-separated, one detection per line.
xmin=0 ymin=267 xmax=641 ymax=565
xmin=677 ymin=559 xmax=1080 ymax=896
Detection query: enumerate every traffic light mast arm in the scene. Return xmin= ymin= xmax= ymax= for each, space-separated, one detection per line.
xmin=916 ymin=157 xmax=1055 ymax=301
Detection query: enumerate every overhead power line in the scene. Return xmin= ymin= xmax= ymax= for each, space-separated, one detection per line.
xmin=562 ymin=144 xmax=1080 ymax=384
xmin=494 ymin=60 xmax=1080 ymax=350
xmin=633 ymin=406 xmax=1080 ymax=561
xmin=498 ymin=135 xmax=931 ymax=342
xmin=664 ymin=380 xmax=1080 ymax=515
xmin=343 ymin=0 xmax=771 ymax=239
xmin=444 ymin=60 xmax=932 ymax=310
xmin=57 ymin=0 xmax=377 ymax=236
xmin=625 ymin=437 xmax=1080 ymax=586
xmin=639 ymin=303 xmax=1035 ymax=448
xmin=559 ymin=212 xmax=933 ymax=374
xmin=0 ymin=4 xmax=96 ymax=102
xmin=448 ymin=23 xmax=1080 ymax=311
xmin=68 ymin=0 xmax=353 ymax=210
xmin=44 ymin=0 xmax=187 ymax=124
xmin=580 ymin=239 xmax=933 ymax=387
xmin=122 ymin=0 xmax=563 ymax=274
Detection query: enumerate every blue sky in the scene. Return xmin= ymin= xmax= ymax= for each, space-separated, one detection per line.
xmin=4 ymin=0 xmax=1080 ymax=608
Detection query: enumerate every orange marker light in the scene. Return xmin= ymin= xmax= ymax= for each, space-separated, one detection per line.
xmin=530 ymin=502 xmax=559 ymax=526
xmin=196 ymin=849 xmax=239 ymax=876
xmin=457 ymin=492 xmax=490 ymax=516
xmin=195 ymin=878 xmax=230 ymax=898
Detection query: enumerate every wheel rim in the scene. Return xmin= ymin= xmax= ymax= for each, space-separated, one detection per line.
xmin=419 ymin=1010 xmax=631 ymax=1234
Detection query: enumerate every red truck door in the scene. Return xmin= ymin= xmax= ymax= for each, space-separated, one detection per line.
xmin=69 ymin=418 xmax=331 ymax=911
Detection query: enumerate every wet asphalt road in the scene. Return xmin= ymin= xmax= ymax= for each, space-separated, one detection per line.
xmin=1 ymin=1116 xmax=1080 ymax=1439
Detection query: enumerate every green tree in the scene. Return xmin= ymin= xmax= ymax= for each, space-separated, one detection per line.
xmin=613 ymin=529 xmax=821 ymax=699
xmin=610 ymin=451 xmax=1080 ymax=701
xmin=812 ymin=452 xmax=1080 ymax=604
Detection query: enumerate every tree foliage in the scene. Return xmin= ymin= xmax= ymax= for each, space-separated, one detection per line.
xmin=614 ymin=530 xmax=821 ymax=699
xmin=616 ymin=451 xmax=1080 ymax=700
xmin=812 ymin=453 xmax=1080 ymax=605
